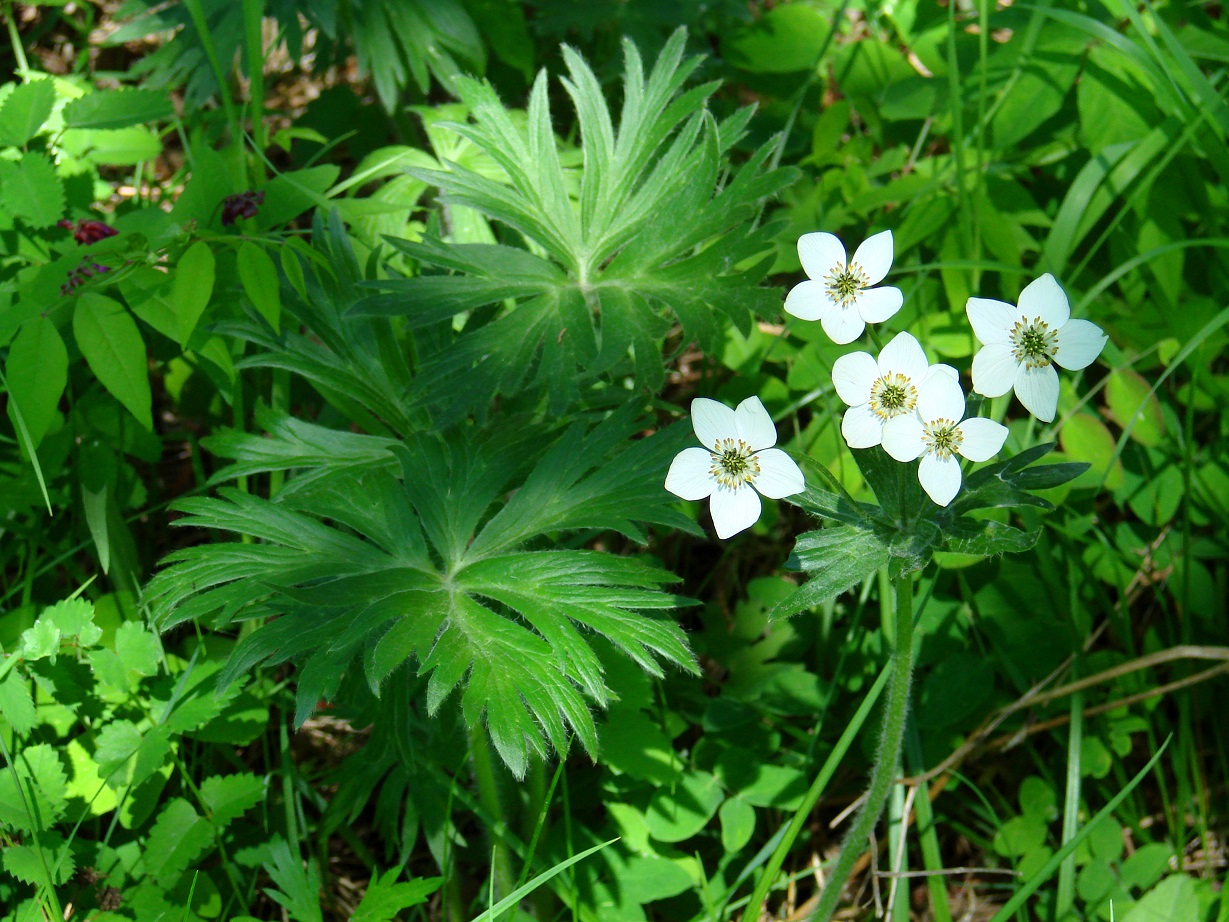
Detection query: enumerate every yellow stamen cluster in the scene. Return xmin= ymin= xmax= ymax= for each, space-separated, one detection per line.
xmin=709 ymin=438 xmax=760 ymax=490
xmin=1010 ymin=316 xmax=1060 ymax=368
xmin=922 ymin=419 xmax=964 ymax=460
xmin=825 ymin=261 xmax=869 ymax=309
xmin=869 ymin=373 xmax=917 ymax=421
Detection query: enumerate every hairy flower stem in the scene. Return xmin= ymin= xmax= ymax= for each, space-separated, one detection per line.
xmin=811 ymin=573 xmax=915 ymax=921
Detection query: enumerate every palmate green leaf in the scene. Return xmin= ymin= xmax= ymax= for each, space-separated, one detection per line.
xmin=224 ymin=213 xmax=418 ymax=436
xmin=151 ymin=406 xmax=697 ymax=776
xmin=201 ymin=405 xmax=398 ymax=492
xmin=353 ymin=28 xmax=797 ymax=420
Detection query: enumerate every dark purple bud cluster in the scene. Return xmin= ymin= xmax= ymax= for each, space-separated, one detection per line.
xmin=61 ymin=260 xmax=111 ymax=295
xmin=57 ymin=218 xmax=119 ymax=245
xmin=221 ymin=190 xmax=265 ymax=226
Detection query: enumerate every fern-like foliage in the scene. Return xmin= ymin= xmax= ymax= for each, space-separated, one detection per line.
xmin=355 ymin=28 xmax=798 ymax=420
xmin=147 ymin=404 xmax=700 ymax=777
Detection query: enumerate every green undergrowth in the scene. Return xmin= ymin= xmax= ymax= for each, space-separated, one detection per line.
xmin=1 ymin=1 xmax=1226 ymax=920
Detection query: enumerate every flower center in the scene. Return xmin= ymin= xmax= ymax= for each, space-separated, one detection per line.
xmin=825 ymin=261 xmax=869 ymax=309
xmin=1010 ymin=317 xmax=1060 ymax=369
xmin=868 ymin=373 xmax=918 ymax=421
xmin=922 ymin=419 xmax=964 ymax=460
xmin=709 ymin=437 xmax=761 ymax=490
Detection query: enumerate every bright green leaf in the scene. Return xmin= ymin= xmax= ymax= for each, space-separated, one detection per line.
xmin=73 ymin=292 xmax=153 ymax=430
xmin=644 ymin=770 xmax=723 ymax=843
xmin=719 ymin=797 xmax=756 ymax=853
xmin=62 ymin=87 xmax=173 ymax=129
xmin=5 ymin=316 xmax=67 ymax=449
xmin=199 ymin=773 xmax=264 ymax=828
xmin=114 ymin=621 xmax=160 ymax=677
xmin=173 ymin=240 xmax=216 ymax=346
xmin=237 ymin=242 xmax=281 ymax=331
xmin=143 ymin=798 xmax=214 ymax=886
xmin=0 ymin=80 xmax=55 ymax=145
xmin=0 ymin=152 xmax=65 ymax=228
xmin=0 ymin=673 xmax=37 ymax=736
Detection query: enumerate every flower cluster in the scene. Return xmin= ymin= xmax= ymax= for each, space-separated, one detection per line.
xmin=665 ymin=230 xmax=1108 ymax=535
xmin=58 ymin=218 xmax=118 ymax=245
xmin=60 ymin=259 xmax=111 ymax=295
xmin=221 ymin=190 xmax=265 ymax=226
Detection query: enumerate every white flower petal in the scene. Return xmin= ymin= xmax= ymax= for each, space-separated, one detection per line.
xmin=832 ymin=351 xmax=879 ymax=407
xmin=797 ymin=232 xmax=846 ymax=280
xmin=734 ymin=396 xmax=778 ymax=450
xmin=966 ymin=298 xmax=1017 ymax=346
xmin=710 ymin=486 xmax=762 ymax=539
xmin=956 ymin=417 xmax=1008 ymax=462
xmin=856 ymin=286 xmax=903 ymax=323
xmin=691 ymin=398 xmax=736 ymax=450
xmin=1013 ymin=363 xmax=1060 ymax=422
xmin=971 ymin=343 xmax=1018 ymax=398
xmin=821 ymin=305 xmax=866 ymax=345
xmin=917 ymin=373 xmax=966 ymax=423
xmin=753 ymin=448 xmax=805 ymax=498
xmin=1018 ymin=273 xmax=1070 ymax=328
xmin=665 ymin=447 xmax=716 ymax=500
xmin=878 ymin=331 xmax=928 ymax=382
xmin=851 ymin=229 xmax=894 ymax=285
xmin=919 ymin=453 xmax=962 ymax=506
xmin=784 ymin=278 xmax=836 ymax=322
xmin=881 ymin=416 xmax=926 ymax=462
xmin=1053 ymin=318 xmax=1108 ymax=371
xmin=841 ymin=403 xmax=885 ymax=449
xmin=926 ymin=363 xmax=960 ymax=382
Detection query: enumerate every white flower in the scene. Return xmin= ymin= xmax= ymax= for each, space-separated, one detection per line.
xmin=665 ymin=397 xmax=805 ymax=539
xmin=784 ymin=229 xmax=903 ymax=344
xmin=831 ymin=331 xmax=959 ymax=449
xmin=881 ymin=374 xmax=1008 ymax=507
xmin=966 ymin=273 xmax=1108 ymax=422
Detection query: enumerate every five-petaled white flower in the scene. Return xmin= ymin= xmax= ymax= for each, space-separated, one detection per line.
xmin=966 ymin=273 xmax=1107 ymax=423
xmin=784 ymin=229 xmax=903 ymax=344
xmin=831 ymin=331 xmax=958 ymax=449
xmin=881 ymin=374 xmax=1008 ymax=507
xmin=665 ymin=397 xmax=805 ymax=539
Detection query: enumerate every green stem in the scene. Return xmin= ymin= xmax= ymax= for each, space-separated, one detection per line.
xmin=810 ymin=572 xmax=916 ymax=922
xmin=4 ymin=0 xmax=30 ymax=74
xmin=470 ymin=727 xmax=516 ymax=906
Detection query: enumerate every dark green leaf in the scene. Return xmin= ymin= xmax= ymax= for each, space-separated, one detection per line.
xmin=5 ymin=315 xmax=67 ymax=449
xmin=775 ymin=525 xmax=891 ymax=620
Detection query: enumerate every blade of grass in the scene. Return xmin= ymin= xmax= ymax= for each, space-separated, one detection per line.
xmin=905 ymin=726 xmax=953 ymax=922
xmin=1054 ymin=673 xmax=1083 ymax=918
xmin=467 ymin=839 xmax=617 ymax=922
xmin=732 ymin=660 xmax=892 ymax=919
